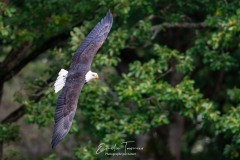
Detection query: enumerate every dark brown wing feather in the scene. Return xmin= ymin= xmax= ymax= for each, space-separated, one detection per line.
xmin=51 ymin=11 xmax=113 ymax=148
xmin=70 ymin=10 xmax=113 ymax=72
xmin=51 ymin=73 xmax=84 ymax=148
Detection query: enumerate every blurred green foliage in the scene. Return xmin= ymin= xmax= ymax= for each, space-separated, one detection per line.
xmin=0 ymin=124 xmax=19 ymax=142
xmin=1 ymin=0 xmax=240 ymax=159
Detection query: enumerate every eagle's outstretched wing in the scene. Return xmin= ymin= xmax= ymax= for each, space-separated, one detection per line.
xmin=70 ymin=10 xmax=113 ymax=71
xmin=51 ymin=81 xmax=83 ymax=148
xmin=51 ymin=11 xmax=113 ymax=148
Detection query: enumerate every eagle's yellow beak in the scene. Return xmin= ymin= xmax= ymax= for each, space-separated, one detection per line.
xmin=95 ymin=74 xmax=99 ymax=79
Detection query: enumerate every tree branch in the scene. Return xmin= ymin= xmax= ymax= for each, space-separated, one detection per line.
xmin=0 ymin=93 xmax=44 ymax=124
xmin=1 ymin=31 xmax=69 ymax=82
xmin=151 ymin=22 xmax=206 ymax=40
xmin=152 ymin=22 xmax=206 ymax=30
xmin=0 ymin=80 xmax=53 ymax=124
xmin=1 ymin=106 xmax=25 ymax=124
xmin=0 ymin=41 xmax=32 ymax=72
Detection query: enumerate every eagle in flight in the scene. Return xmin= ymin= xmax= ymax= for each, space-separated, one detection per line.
xmin=51 ymin=11 xmax=113 ymax=148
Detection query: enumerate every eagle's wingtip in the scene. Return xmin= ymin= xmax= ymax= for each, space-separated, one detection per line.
xmin=106 ymin=10 xmax=113 ymax=25
xmin=51 ymin=140 xmax=58 ymax=149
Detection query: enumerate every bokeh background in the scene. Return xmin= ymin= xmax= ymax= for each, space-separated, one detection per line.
xmin=0 ymin=0 xmax=240 ymax=160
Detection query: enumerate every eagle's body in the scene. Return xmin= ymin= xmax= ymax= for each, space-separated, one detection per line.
xmin=51 ymin=11 xmax=113 ymax=148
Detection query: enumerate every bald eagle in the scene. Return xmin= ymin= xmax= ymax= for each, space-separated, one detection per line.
xmin=51 ymin=11 xmax=113 ymax=148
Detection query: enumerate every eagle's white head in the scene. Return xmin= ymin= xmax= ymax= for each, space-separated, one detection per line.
xmin=85 ymin=71 xmax=99 ymax=82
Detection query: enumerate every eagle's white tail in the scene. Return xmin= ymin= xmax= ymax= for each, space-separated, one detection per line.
xmin=54 ymin=69 xmax=68 ymax=93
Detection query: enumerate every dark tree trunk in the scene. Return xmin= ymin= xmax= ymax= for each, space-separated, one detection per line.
xmin=168 ymin=91 xmax=184 ymax=160
xmin=168 ymin=90 xmax=184 ymax=160
xmin=0 ymin=88 xmax=2 ymax=160
xmin=0 ymin=141 xmax=2 ymax=160
xmin=0 ymin=82 xmax=3 ymax=104
xmin=0 ymin=81 xmax=4 ymax=160
xmin=168 ymin=59 xmax=184 ymax=160
xmin=163 ymin=25 xmax=194 ymax=160
xmin=168 ymin=114 xmax=184 ymax=160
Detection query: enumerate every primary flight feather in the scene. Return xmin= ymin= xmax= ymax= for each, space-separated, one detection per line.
xmin=51 ymin=11 xmax=113 ymax=148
